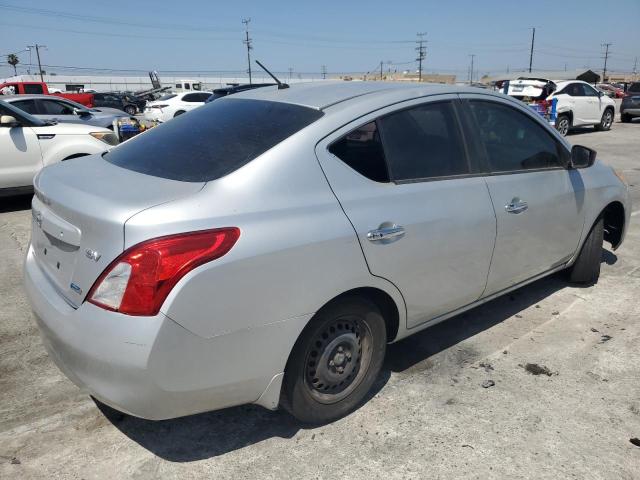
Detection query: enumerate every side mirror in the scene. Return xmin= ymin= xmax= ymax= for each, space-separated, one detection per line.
xmin=73 ymin=108 xmax=90 ymax=117
xmin=0 ymin=115 xmax=20 ymax=127
xmin=569 ymin=145 xmax=597 ymax=169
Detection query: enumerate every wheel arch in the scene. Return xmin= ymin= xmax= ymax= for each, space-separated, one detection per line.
xmin=602 ymin=200 xmax=625 ymax=249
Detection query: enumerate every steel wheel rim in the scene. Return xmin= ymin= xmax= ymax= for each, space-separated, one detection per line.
xmin=557 ymin=118 xmax=569 ymax=135
xmin=304 ymin=316 xmax=373 ymax=404
xmin=602 ymin=111 xmax=612 ymax=128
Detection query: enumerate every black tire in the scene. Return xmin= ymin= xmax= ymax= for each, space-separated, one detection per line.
xmin=555 ymin=114 xmax=571 ymax=136
xmin=621 ymin=113 xmax=632 ymax=123
xmin=124 ymin=105 xmax=137 ymax=116
xmin=595 ymin=109 xmax=614 ymax=131
xmin=282 ymin=296 xmax=386 ymax=424
xmin=567 ymin=217 xmax=603 ymax=284
xmin=174 ymin=110 xmax=185 ymax=117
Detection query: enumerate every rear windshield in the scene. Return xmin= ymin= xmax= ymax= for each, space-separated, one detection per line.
xmin=104 ymin=98 xmax=323 ymax=182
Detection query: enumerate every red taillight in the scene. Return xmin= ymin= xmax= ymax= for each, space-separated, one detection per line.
xmin=87 ymin=228 xmax=240 ymax=316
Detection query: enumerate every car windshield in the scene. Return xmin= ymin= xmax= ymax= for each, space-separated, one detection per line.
xmin=104 ymin=98 xmax=324 ymax=182
xmin=0 ymin=99 xmax=46 ymax=126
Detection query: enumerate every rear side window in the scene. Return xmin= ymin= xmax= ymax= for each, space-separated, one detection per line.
xmin=105 ymin=99 xmax=324 ymax=182
xmin=628 ymin=82 xmax=640 ymax=93
xmin=329 ymin=121 xmax=389 ymax=183
xmin=378 ymin=102 xmax=468 ymax=180
xmin=182 ymin=93 xmax=206 ymax=102
xmin=469 ymin=100 xmax=564 ymax=172
xmin=23 ymin=84 xmax=44 ymax=94
xmin=11 ymin=99 xmax=38 ymax=114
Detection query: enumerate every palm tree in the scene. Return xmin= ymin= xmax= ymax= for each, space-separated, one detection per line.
xmin=7 ymin=54 xmax=19 ymax=76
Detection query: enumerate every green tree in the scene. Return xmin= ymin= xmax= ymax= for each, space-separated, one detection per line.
xmin=7 ymin=54 xmax=19 ymax=75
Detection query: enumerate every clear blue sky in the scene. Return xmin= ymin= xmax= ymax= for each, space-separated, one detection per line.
xmin=1 ymin=0 xmax=638 ymax=79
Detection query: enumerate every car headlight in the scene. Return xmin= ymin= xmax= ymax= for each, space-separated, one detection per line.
xmin=90 ymin=131 xmax=119 ymax=146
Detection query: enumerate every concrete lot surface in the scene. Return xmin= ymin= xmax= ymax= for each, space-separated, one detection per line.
xmin=1 ymin=119 xmax=640 ymax=479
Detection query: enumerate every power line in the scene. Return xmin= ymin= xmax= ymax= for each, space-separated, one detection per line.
xmin=242 ymin=18 xmax=252 ymax=84
xmin=416 ymin=32 xmax=427 ymax=82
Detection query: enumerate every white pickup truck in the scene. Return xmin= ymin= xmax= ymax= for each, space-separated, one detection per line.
xmin=499 ymin=77 xmax=616 ymax=136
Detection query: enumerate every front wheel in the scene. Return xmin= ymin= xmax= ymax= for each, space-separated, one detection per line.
xmin=566 ymin=217 xmax=603 ymax=284
xmin=124 ymin=105 xmax=137 ymax=116
xmin=282 ymin=296 xmax=386 ymax=424
xmin=555 ymin=114 xmax=571 ymax=136
xmin=595 ymin=109 xmax=613 ymax=131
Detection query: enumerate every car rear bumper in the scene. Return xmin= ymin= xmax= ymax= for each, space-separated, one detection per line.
xmin=24 ymin=245 xmax=302 ymax=419
xmin=621 ymin=107 xmax=640 ymax=116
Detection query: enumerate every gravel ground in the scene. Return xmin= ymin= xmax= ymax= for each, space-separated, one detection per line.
xmin=1 ymin=114 xmax=639 ymax=479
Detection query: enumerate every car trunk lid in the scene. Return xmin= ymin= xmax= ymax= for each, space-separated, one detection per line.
xmin=31 ymin=154 xmax=205 ymax=307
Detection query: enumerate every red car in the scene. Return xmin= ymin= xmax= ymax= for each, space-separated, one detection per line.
xmin=597 ymin=84 xmax=624 ymax=99
xmin=0 ymin=81 xmax=94 ymax=107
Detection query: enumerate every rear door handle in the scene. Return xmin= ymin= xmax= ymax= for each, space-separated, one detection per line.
xmin=505 ymin=199 xmax=528 ymax=214
xmin=367 ymin=225 xmax=405 ymax=242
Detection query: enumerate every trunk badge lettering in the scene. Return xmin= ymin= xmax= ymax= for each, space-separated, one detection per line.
xmin=85 ymin=249 xmax=101 ymax=262
xmin=70 ymin=283 xmax=82 ymax=295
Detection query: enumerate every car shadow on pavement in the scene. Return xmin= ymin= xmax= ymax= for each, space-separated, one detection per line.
xmin=0 ymin=194 xmax=32 ymax=213
xmin=99 ymin=251 xmax=615 ymax=462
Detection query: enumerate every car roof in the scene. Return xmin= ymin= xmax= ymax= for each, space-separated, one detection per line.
xmin=231 ymin=81 xmax=495 ymax=111
xmin=0 ymin=94 xmax=72 ymax=101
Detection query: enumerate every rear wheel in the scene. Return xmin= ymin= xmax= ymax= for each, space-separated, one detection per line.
xmin=595 ymin=109 xmax=613 ymax=131
xmin=282 ymin=296 xmax=386 ymax=424
xmin=124 ymin=105 xmax=137 ymax=115
xmin=555 ymin=114 xmax=570 ymax=136
xmin=567 ymin=217 xmax=603 ymax=284
xmin=174 ymin=110 xmax=185 ymax=117
xmin=621 ymin=113 xmax=632 ymax=123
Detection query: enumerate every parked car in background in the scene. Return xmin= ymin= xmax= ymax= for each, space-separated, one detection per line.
xmin=24 ymin=82 xmax=629 ymax=425
xmin=1 ymin=94 xmax=138 ymax=130
xmin=204 ymin=83 xmax=276 ymax=103
xmin=144 ymin=91 xmax=212 ymax=122
xmin=0 ymin=99 xmax=117 ymax=195
xmin=620 ymin=82 xmax=640 ymax=123
xmin=549 ymin=81 xmax=616 ymax=135
xmin=92 ymin=92 xmax=145 ymax=115
xmin=597 ymin=84 xmax=624 ymax=98
xmin=0 ymin=81 xmax=94 ymax=107
xmin=501 ymin=78 xmax=616 ymax=136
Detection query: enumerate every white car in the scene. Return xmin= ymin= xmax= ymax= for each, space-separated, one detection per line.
xmin=0 ymin=100 xmax=118 ymax=195
xmin=502 ymin=78 xmax=616 ymax=136
xmin=144 ymin=92 xmax=212 ymax=123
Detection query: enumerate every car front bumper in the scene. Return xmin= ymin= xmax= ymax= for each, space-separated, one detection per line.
xmin=24 ymin=245 xmax=299 ymax=420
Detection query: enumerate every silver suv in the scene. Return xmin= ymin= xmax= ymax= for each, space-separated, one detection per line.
xmin=24 ymin=82 xmax=630 ymax=424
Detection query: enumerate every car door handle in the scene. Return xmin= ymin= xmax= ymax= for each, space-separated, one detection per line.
xmin=367 ymin=225 xmax=405 ymax=242
xmin=505 ymin=199 xmax=528 ymax=214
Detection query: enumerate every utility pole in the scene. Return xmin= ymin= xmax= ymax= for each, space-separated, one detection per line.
xmin=601 ymin=42 xmax=612 ymax=83
xmin=633 ymin=57 xmax=638 ymax=79
xmin=379 ymin=60 xmax=384 ymax=80
xmin=469 ymin=54 xmax=476 ymax=85
xmin=242 ymin=18 xmax=252 ymax=84
xmin=321 ymin=65 xmax=327 ymax=80
xmin=27 ymin=44 xmax=45 ymax=81
xmin=288 ymin=67 xmax=293 ymax=82
xmin=415 ymin=32 xmax=427 ymax=82
xmin=528 ymin=27 xmax=536 ymax=73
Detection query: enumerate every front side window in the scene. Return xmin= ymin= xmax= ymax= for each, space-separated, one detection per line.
xmin=41 ymin=99 xmax=74 ymax=115
xmin=378 ymin=102 xmax=468 ymax=180
xmin=11 ymin=99 xmax=38 ymax=114
xmin=329 ymin=121 xmax=389 ymax=182
xmin=469 ymin=100 xmax=564 ymax=172
xmin=581 ymin=84 xmax=599 ymax=97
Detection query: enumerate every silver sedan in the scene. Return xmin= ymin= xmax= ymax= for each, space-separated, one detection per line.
xmin=24 ymin=82 xmax=630 ymax=424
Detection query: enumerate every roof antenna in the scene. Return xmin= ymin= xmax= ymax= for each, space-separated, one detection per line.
xmin=255 ymin=60 xmax=289 ymax=89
